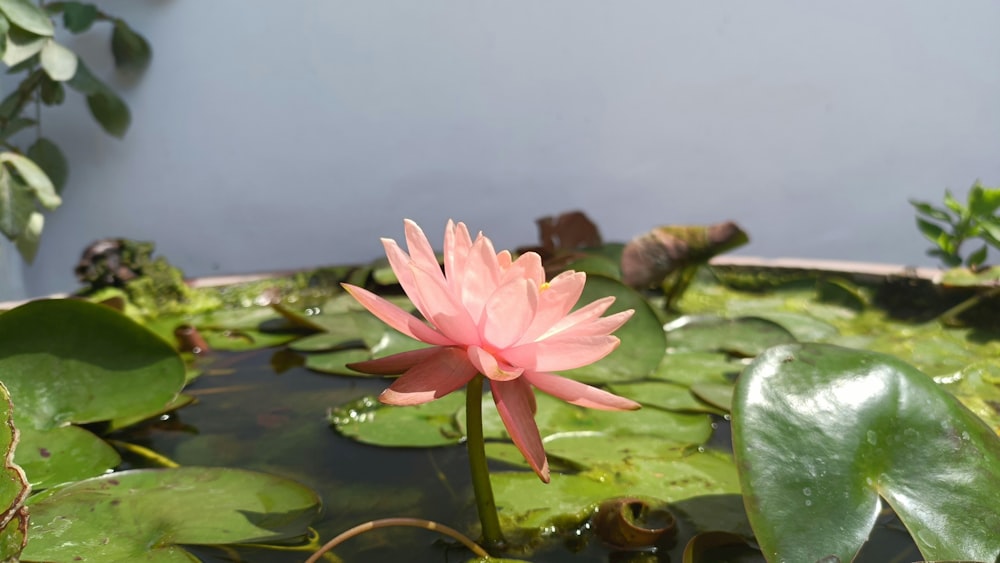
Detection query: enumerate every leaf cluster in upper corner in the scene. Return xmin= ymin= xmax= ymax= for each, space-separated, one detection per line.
xmin=911 ymin=181 xmax=1000 ymax=270
xmin=0 ymin=0 xmax=153 ymax=262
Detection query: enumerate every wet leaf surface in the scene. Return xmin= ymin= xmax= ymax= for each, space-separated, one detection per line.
xmin=0 ymin=300 xmax=186 ymax=488
xmin=22 ymin=467 xmax=321 ymax=562
xmin=733 ymin=343 xmax=1000 ymax=562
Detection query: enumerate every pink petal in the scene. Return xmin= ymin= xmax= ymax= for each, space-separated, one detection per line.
xmin=382 ymin=238 xmax=426 ymax=313
xmin=504 ymin=335 xmax=621 ymax=372
xmin=459 ymin=236 xmax=502 ymax=321
xmin=499 ymin=252 xmax=545 ymax=288
xmin=341 ymin=284 xmax=452 ymax=346
xmin=549 ymin=309 xmax=634 ymax=339
xmin=404 ymin=219 xmax=445 ymax=283
xmin=496 ymin=249 xmax=513 ymax=269
xmin=379 ymin=347 xmax=477 ymax=406
xmin=491 ymin=379 xmax=550 ymax=483
xmin=525 ymin=371 xmax=641 ymax=411
xmin=409 ymin=263 xmax=480 ymax=344
xmin=540 ymin=296 xmax=616 ymax=340
xmin=518 ymin=271 xmax=586 ymax=344
xmin=480 ymin=279 xmax=537 ymax=350
xmin=347 ymin=347 xmax=439 ymax=375
xmin=444 ymin=220 xmax=473 ymax=292
xmin=467 ymin=345 xmax=523 ymax=382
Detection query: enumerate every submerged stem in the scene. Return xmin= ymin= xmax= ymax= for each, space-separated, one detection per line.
xmin=466 ymin=374 xmax=506 ymax=552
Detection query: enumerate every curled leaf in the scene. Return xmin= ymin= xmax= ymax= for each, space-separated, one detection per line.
xmin=591 ymin=497 xmax=676 ymax=549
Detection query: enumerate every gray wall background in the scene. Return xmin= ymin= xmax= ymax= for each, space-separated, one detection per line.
xmin=7 ymin=1 xmax=1000 ymax=299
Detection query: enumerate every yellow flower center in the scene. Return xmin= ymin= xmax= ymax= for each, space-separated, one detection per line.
xmin=539 ymin=282 xmax=551 ymax=293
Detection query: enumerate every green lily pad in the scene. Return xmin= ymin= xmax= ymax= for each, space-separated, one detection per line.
xmin=651 ymin=351 xmax=742 ymax=386
xmin=740 ymin=311 xmax=839 ymax=341
xmin=608 ymin=381 xmax=726 ymax=415
xmin=563 ymin=255 xmax=622 ymax=280
xmin=665 ymin=315 xmax=796 ymax=357
xmin=492 ymin=450 xmax=739 ymax=538
xmin=305 ymin=348 xmax=376 ymax=376
xmin=0 ymin=383 xmax=28 ymax=561
xmin=0 ymin=300 xmax=185 ymax=430
xmin=732 ymin=343 xmax=1000 ymax=562
xmin=16 ymin=425 xmax=119 ymax=488
xmin=481 ymin=392 xmax=712 ymax=447
xmin=330 ymin=393 xmax=464 ymax=447
xmin=0 ymin=300 xmax=186 ymax=488
xmin=689 ymin=382 xmax=734 ymax=413
xmin=22 ymin=467 xmax=322 ymax=563
xmin=565 ymin=275 xmax=666 ymax=383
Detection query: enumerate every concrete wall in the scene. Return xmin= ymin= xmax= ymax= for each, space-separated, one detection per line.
xmin=10 ymin=1 xmax=1000 ymax=299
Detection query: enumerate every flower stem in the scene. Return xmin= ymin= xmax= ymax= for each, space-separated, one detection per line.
xmin=466 ymin=374 xmax=505 ymax=552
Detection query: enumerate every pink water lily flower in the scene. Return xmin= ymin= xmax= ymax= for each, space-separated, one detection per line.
xmin=343 ymin=219 xmax=641 ymax=482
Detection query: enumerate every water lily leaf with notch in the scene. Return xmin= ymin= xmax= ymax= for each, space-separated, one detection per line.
xmin=22 ymin=467 xmax=322 ymax=563
xmin=0 ymin=382 xmax=29 ymax=561
xmin=732 ymin=343 xmax=1000 ymax=563
xmin=0 ymin=300 xmax=186 ymax=488
xmin=565 ymin=275 xmax=666 ymax=384
xmin=665 ymin=315 xmax=796 ymax=357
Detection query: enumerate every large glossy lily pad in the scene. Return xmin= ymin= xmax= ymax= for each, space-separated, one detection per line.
xmin=0 ymin=299 xmax=186 ymax=488
xmin=732 ymin=343 xmax=1000 ymax=562
xmin=22 ymin=467 xmax=322 ymax=563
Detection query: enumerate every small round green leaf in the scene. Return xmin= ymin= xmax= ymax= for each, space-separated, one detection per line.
xmin=111 ymin=20 xmax=151 ymax=74
xmin=39 ymin=39 xmax=77 ymax=81
xmin=26 ymin=138 xmax=68 ymax=193
xmin=0 ymin=27 xmax=44 ymax=66
xmin=0 ymin=0 xmax=53 ymax=36
xmin=86 ymin=90 xmax=131 ymax=138
xmin=60 ymin=2 xmax=98 ymax=33
xmin=13 ymin=210 xmax=42 ymax=263
xmin=0 ymin=166 xmax=33 ymax=239
xmin=0 ymin=152 xmax=60 ymax=209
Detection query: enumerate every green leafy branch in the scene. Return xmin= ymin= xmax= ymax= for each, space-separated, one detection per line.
xmin=0 ymin=0 xmax=151 ymax=261
xmin=910 ymin=181 xmax=1000 ymax=270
